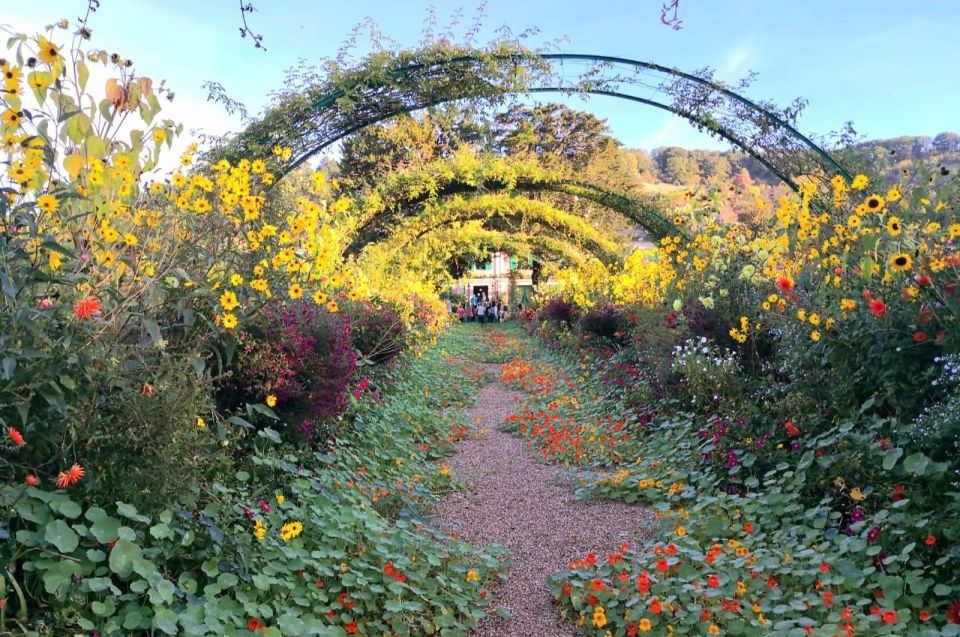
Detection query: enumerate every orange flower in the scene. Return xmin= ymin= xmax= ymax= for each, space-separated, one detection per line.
xmin=8 ymin=427 xmax=25 ymax=447
xmin=73 ymin=296 xmax=101 ymax=319
xmin=25 ymin=474 xmax=39 ymax=486
xmin=650 ymin=598 xmax=662 ymax=614
xmin=56 ymin=463 xmax=85 ymax=488
xmin=591 ymin=579 xmax=605 ymax=591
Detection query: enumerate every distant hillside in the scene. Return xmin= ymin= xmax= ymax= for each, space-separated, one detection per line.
xmin=624 ymin=132 xmax=959 ymax=188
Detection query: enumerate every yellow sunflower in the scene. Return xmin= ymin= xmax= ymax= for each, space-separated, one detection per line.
xmin=888 ymin=253 xmax=912 ymax=273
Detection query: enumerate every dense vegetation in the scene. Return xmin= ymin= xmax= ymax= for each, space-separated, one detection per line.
xmin=1 ymin=14 xmax=958 ymax=637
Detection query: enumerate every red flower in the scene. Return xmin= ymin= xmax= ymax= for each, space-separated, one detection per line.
xmin=666 ymin=543 xmax=678 ymax=555
xmin=395 ymin=572 xmax=407 ymax=583
xmin=743 ymin=522 xmax=754 ymax=533
xmin=785 ymin=421 xmax=800 ymax=437
xmin=869 ymin=298 xmax=887 ymax=317
xmin=915 ymin=274 xmax=932 ymax=286
xmin=25 ymin=474 xmax=39 ymax=486
xmin=316 ymin=579 xmax=324 ymax=588
xmin=926 ymin=534 xmax=937 ymax=546
xmin=345 ymin=621 xmax=358 ymax=634
xmin=882 ymin=609 xmax=897 ymax=624
xmin=337 ymin=592 xmax=355 ymax=609
xmin=819 ymin=562 xmax=830 ymax=574
xmin=591 ymin=579 xmax=605 ymax=591
xmin=561 ymin=583 xmax=572 ymax=597
xmin=73 ymin=296 xmax=101 ymax=319
xmin=586 ymin=552 xmax=597 ymax=565
xmin=656 ymin=559 xmax=669 ymax=573
xmin=948 ymin=599 xmax=960 ymax=624
xmin=914 ymin=331 xmax=928 ymax=342
xmin=708 ymin=574 xmax=720 ymax=588
xmin=892 ymin=485 xmax=905 ymax=501
xmin=247 ymin=618 xmax=261 ymax=631
xmin=384 ymin=562 xmax=396 ymax=577
xmin=141 ymin=383 xmax=155 ymax=397
xmin=777 ymin=277 xmax=794 ymax=293
xmin=919 ymin=610 xmax=931 ymax=621
xmin=650 ymin=599 xmax=662 ymax=614
xmin=841 ymin=608 xmax=853 ymax=620
xmin=822 ymin=592 xmax=834 ymax=606
xmin=56 ymin=463 xmax=85 ymax=488
xmin=8 ymin=427 xmax=25 ymax=447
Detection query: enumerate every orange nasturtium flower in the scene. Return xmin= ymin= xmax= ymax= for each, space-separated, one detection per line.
xmin=56 ymin=463 xmax=85 ymax=488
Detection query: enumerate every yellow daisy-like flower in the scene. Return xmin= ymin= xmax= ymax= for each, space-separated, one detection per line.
xmin=196 ymin=417 xmax=206 ymax=429
xmin=810 ymin=330 xmax=821 ymax=342
xmin=251 ymin=159 xmax=266 ymax=174
xmin=222 ymin=313 xmax=238 ymax=329
xmin=276 ymin=494 xmax=285 ymax=505
xmin=288 ymin=283 xmax=303 ymax=299
xmin=230 ymin=273 xmax=244 ymax=286
xmin=152 ymin=129 xmax=166 ymax=142
xmin=888 ymin=253 xmax=912 ymax=273
xmin=253 ymin=519 xmax=266 ymax=541
xmin=851 ymin=174 xmax=869 ymax=190
xmin=219 ymin=290 xmax=239 ymax=311
xmin=266 ymin=394 xmax=277 ymax=408
xmin=37 ymin=193 xmax=59 ymax=213
xmin=326 ymin=300 xmax=339 ymax=313
xmin=886 ymin=186 xmax=902 ymax=202
xmin=279 ymin=520 xmax=303 ymax=542
xmin=313 ymin=290 xmax=328 ymax=305
xmin=863 ymin=194 xmax=885 ymax=213
xmin=846 ymin=214 xmax=861 ymax=229
xmin=123 ymin=233 xmax=138 ymax=247
xmin=466 ymin=570 xmax=479 ymax=582
xmin=949 ymin=223 xmax=960 ymax=240
xmin=885 ymin=216 xmax=902 ymax=237
xmin=37 ymin=37 xmax=61 ymax=64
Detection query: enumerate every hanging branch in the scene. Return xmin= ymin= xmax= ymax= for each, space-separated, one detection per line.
xmin=660 ymin=0 xmax=683 ymax=30
xmin=238 ymin=1 xmax=267 ymax=51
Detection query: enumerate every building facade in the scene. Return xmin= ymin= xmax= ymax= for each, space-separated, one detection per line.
xmin=449 ymin=252 xmax=535 ymax=307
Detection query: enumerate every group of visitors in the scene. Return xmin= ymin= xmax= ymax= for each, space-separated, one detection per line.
xmin=456 ymin=292 xmax=511 ymax=325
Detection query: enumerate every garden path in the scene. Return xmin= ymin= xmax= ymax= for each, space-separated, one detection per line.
xmin=436 ymin=363 xmax=655 ymax=637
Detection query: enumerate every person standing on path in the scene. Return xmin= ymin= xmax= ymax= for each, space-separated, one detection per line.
xmin=477 ymin=303 xmax=486 ymax=326
xmin=489 ymin=302 xmax=498 ymax=324
xmin=464 ymin=302 xmax=474 ymax=323
xmin=470 ymin=292 xmax=478 ymax=315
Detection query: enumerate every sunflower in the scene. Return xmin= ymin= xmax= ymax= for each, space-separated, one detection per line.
xmin=37 ymin=37 xmax=61 ymax=65
xmin=864 ymin=194 xmax=885 ymax=212
xmin=888 ymin=253 xmax=912 ymax=273
xmin=885 ymin=216 xmax=902 ymax=237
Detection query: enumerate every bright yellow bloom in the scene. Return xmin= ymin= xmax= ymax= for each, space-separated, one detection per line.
xmin=196 ymin=417 xmax=206 ymax=429
xmin=888 ymin=253 xmax=912 ymax=273
xmin=810 ymin=330 xmax=821 ymax=342
xmin=288 ymin=283 xmax=303 ymax=299
xmin=851 ymin=174 xmax=869 ymax=190
xmin=266 ymin=394 xmax=277 ymax=408
xmin=466 ymin=570 xmax=479 ymax=582
xmin=219 ymin=290 xmax=239 ymax=311
xmin=222 ymin=313 xmax=238 ymax=329
xmin=279 ymin=521 xmax=303 ymax=542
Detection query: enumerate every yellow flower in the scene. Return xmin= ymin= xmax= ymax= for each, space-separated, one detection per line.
xmin=949 ymin=223 xmax=960 ymax=240
xmin=886 ymin=216 xmax=902 ymax=237
xmin=196 ymin=417 xmax=206 ymax=429
xmin=253 ymin=519 xmax=266 ymax=541
xmin=846 ymin=214 xmax=861 ymax=229
xmin=152 ymin=129 xmax=166 ymax=142
xmin=48 ymin=251 xmax=62 ymax=271
xmin=326 ymin=300 xmax=339 ymax=313
xmin=230 ymin=273 xmax=244 ymax=286
xmin=808 ymin=313 xmax=820 ymax=326
xmin=251 ymin=159 xmax=266 ymax=174
xmin=888 ymin=253 xmax=912 ymax=273
xmin=288 ymin=283 xmax=303 ymax=299
xmin=708 ymin=625 xmax=721 ymax=635
xmin=219 ymin=290 xmax=239 ymax=311
xmin=886 ymin=186 xmax=902 ymax=202
xmin=851 ymin=174 xmax=869 ymax=190
xmin=279 ymin=520 xmax=303 ymax=542
xmin=466 ymin=570 xmax=479 ymax=582
xmin=863 ymin=194 xmax=885 ymax=212
xmin=439 ymin=463 xmax=450 ymax=476
xmin=810 ymin=330 xmax=821 ymax=342
xmin=266 ymin=394 xmax=277 ymax=408
xmin=276 ymin=494 xmax=285 ymax=505
xmin=37 ymin=37 xmax=61 ymax=64
xmin=675 ymin=525 xmax=686 ymax=537
xmin=639 ymin=618 xmax=652 ymax=632
xmin=37 ymin=194 xmax=59 ymax=213
xmin=849 ymin=487 xmax=867 ymax=502
xmin=923 ymin=222 xmax=941 ymax=234
xmin=123 ymin=233 xmax=138 ymax=247
xmin=222 ymin=313 xmax=238 ymax=329
xmin=313 ymin=290 xmax=328 ymax=305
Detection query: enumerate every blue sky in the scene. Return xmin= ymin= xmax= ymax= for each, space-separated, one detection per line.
xmin=4 ymin=1 xmax=958 ymax=154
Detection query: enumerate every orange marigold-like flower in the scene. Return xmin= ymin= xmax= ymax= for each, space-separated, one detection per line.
xmin=56 ymin=463 xmax=85 ymax=488
xmin=73 ymin=296 xmax=101 ymax=319
xmin=8 ymin=427 xmax=25 ymax=447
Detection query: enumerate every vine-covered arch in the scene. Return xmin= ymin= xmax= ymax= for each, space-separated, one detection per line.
xmin=341 ymin=155 xmax=679 ymax=253
xmin=370 ymin=193 xmax=623 ymax=264
xmin=231 ymin=47 xmax=849 ymax=193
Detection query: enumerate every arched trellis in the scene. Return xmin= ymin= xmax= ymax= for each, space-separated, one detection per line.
xmin=231 ymin=49 xmax=849 ymax=194
xmin=373 ymin=193 xmax=623 ymax=264
xmin=341 ymin=155 xmax=678 ymax=254
xmin=362 ymin=223 xmax=594 ymax=274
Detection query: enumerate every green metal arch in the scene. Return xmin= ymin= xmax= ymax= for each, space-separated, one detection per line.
xmin=234 ymin=52 xmax=849 ymax=191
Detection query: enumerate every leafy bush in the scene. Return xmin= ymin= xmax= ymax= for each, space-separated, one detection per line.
xmin=577 ymin=304 xmax=625 ymax=341
xmin=540 ymin=297 xmax=576 ymax=329
xmin=349 ymin=301 xmax=408 ymax=364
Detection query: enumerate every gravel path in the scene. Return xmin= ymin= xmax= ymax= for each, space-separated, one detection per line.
xmin=436 ymin=364 xmax=655 ymax=637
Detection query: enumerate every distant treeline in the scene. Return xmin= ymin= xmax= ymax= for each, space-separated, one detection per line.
xmin=628 ymin=132 xmax=960 ymax=187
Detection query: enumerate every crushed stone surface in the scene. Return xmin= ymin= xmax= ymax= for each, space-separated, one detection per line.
xmin=435 ymin=364 xmax=656 ymax=636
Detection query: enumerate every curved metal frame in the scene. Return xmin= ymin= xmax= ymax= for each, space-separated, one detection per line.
xmin=240 ymin=53 xmax=849 ymax=192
